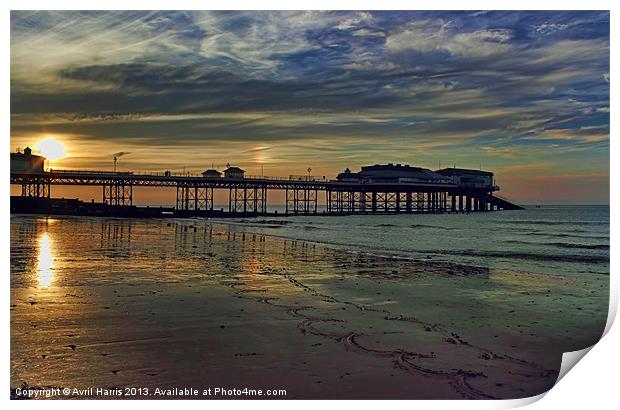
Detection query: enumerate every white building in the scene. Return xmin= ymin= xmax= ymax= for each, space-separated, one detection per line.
xmin=10 ymin=147 xmax=45 ymax=174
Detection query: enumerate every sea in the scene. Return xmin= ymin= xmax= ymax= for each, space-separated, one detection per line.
xmin=210 ymin=205 xmax=609 ymax=278
xmin=10 ymin=205 xmax=609 ymax=286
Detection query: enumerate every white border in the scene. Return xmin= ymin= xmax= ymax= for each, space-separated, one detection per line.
xmin=3 ymin=1 xmax=616 ymax=409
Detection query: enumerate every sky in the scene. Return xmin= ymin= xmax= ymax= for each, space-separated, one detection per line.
xmin=10 ymin=11 xmax=609 ymax=204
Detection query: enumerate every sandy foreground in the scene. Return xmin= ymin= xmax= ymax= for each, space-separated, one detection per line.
xmin=10 ymin=218 xmax=608 ymax=399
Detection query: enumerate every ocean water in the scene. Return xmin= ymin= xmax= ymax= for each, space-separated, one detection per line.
xmin=211 ymin=205 xmax=610 ymax=278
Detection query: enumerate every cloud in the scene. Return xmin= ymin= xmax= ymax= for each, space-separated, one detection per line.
xmin=524 ymin=39 xmax=609 ymax=67
xmin=335 ymin=11 xmax=373 ymax=30
xmin=385 ymin=19 xmax=514 ymax=58
xmin=534 ymin=125 xmax=609 ymax=144
xmin=9 ymin=11 xmax=610 ymax=202
xmin=535 ymin=23 xmax=568 ymax=35
xmin=351 ymin=28 xmax=385 ymax=38
xmin=495 ymin=163 xmax=551 ymax=174
xmin=482 ymin=146 xmax=514 ymax=158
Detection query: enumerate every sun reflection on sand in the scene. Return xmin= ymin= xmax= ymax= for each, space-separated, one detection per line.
xmin=36 ymin=232 xmax=54 ymax=288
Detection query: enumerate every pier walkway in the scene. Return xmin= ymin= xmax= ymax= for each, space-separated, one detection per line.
xmin=10 ymin=169 xmax=523 ymax=216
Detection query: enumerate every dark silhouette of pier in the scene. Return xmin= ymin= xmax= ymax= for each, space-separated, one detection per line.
xmin=10 ymin=166 xmax=523 ymax=218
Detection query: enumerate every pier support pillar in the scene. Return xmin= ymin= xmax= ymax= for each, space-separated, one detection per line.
xmin=21 ymin=177 xmax=50 ymax=199
xmin=360 ymin=191 xmax=372 ymax=213
xmin=228 ymin=186 xmax=244 ymax=213
xmin=247 ymin=186 xmax=267 ymax=214
xmin=103 ymin=181 xmax=132 ymax=206
xmin=406 ymin=192 xmax=413 ymax=213
xmin=326 ymin=189 xmax=332 ymax=213
xmin=415 ymin=192 xmax=424 ymax=212
xmin=177 ymin=185 xmax=214 ymax=212
xmin=230 ymin=185 xmax=266 ymax=214
xmin=385 ymin=192 xmax=398 ymax=212
xmin=286 ymin=187 xmax=317 ymax=214
xmin=376 ymin=192 xmax=386 ymax=212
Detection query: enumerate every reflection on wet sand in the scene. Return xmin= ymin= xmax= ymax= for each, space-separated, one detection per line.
xmin=10 ymin=216 xmax=609 ymax=399
xmin=36 ymin=232 xmax=54 ymax=289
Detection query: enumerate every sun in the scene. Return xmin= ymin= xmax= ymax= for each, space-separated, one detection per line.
xmin=37 ymin=137 xmax=66 ymax=161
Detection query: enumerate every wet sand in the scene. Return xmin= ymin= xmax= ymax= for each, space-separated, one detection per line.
xmin=10 ymin=217 xmax=608 ymax=399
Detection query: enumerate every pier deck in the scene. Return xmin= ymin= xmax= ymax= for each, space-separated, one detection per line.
xmin=10 ymin=169 xmax=522 ymax=216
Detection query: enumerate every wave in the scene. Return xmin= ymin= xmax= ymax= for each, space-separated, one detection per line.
xmin=526 ymin=232 xmax=609 ymax=240
xmin=208 ymin=219 xmax=287 ymax=229
xmin=549 ymin=242 xmax=609 ymax=250
xmin=238 ymin=219 xmax=289 ymax=225
xmin=410 ymin=224 xmax=455 ymax=230
xmin=503 ymin=240 xmax=609 ymax=250
xmin=356 ymin=222 xmax=456 ymax=230
xmin=499 ymin=220 xmax=608 ymax=227
xmin=427 ymin=249 xmax=609 ymax=265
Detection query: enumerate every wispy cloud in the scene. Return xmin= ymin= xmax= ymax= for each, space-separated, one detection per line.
xmin=386 ymin=19 xmax=514 ymax=58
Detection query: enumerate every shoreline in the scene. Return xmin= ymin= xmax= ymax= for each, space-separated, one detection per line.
xmin=199 ymin=218 xmax=610 ymax=280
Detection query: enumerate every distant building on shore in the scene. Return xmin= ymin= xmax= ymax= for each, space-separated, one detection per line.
xmin=10 ymin=147 xmax=45 ymax=174
xmin=224 ymin=166 xmax=245 ymax=179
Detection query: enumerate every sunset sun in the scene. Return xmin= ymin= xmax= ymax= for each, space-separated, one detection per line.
xmin=37 ymin=137 xmax=66 ymax=161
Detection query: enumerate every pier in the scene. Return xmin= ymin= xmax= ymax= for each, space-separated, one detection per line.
xmin=10 ymin=163 xmax=523 ymax=217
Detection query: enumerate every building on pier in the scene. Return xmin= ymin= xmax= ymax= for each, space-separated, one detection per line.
xmin=336 ymin=163 xmax=451 ymax=185
xmin=10 ymin=147 xmax=45 ymax=174
xmin=224 ymin=166 xmax=245 ymax=179
xmin=435 ymin=168 xmax=494 ymax=189
xmin=201 ymin=169 xmax=222 ymax=178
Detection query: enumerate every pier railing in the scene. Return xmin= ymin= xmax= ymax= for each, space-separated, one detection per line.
xmin=13 ymin=168 xmax=520 ymax=215
xmin=48 ymin=169 xmax=328 ymax=181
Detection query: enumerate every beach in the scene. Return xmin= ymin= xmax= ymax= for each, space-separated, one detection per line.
xmin=10 ymin=211 xmax=608 ymax=399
